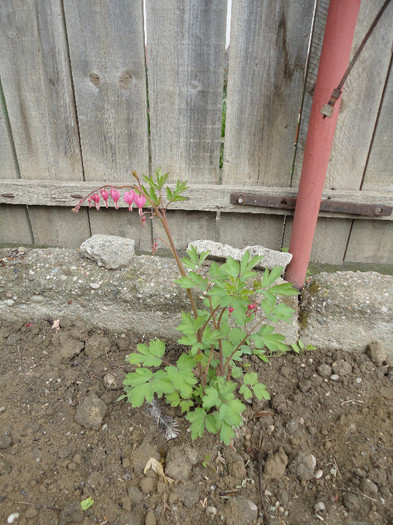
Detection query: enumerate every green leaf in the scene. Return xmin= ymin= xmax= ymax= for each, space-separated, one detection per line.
xmin=205 ymin=413 xmax=220 ymax=434
xmin=243 ymin=372 xmax=258 ymax=386
xmin=123 ymin=368 xmax=153 ymax=387
xmin=126 ymin=339 xmax=166 ymax=367
xmin=252 ymin=382 xmax=270 ymax=400
xmin=261 ymin=266 xmax=283 ymax=287
xmin=239 ymin=384 xmax=252 ymax=400
xmin=268 ymin=282 xmax=298 ymax=296
xmin=166 ymin=391 xmax=180 ymax=407
xmin=220 ymin=421 xmax=235 ymax=446
xmin=151 ymin=370 xmax=174 ymax=396
xmin=219 ymin=399 xmax=245 ymax=427
xmin=186 ymin=408 xmax=206 ymax=440
xmin=81 ymin=497 xmax=94 ymax=511
xmin=180 ymin=399 xmax=194 ymax=413
xmin=202 ymin=386 xmax=221 ymax=410
xmin=175 ymin=276 xmax=197 ymax=289
xmin=127 ymin=382 xmax=154 ymax=407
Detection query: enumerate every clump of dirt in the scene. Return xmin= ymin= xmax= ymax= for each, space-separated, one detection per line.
xmin=0 ymin=318 xmax=392 ymax=525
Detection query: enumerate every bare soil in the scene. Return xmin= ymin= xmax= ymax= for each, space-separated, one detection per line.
xmin=0 ymin=316 xmax=392 ymax=525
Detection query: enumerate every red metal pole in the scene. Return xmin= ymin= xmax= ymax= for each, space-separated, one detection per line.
xmin=285 ymin=0 xmax=361 ymax=290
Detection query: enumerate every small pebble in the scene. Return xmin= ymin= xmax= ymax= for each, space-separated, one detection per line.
xmin=330 ymin=374 xmax=340 ymax=381
xmin=356 ymin=377 xmax=362 ymax=383
xmin=314 ymin=502 xmax=326 ymax=513
xmin=90 ymin=283 xmax=100 ymax=289
xmin=314 ymin=470 xmax=323 ymax=479
xmin=7 ymin=513 xmax=19 ymax=524
xmin=206 ymin=506 xmax=217 ymax=517
xmin=29 ymin=295 xmax=44 ymax=304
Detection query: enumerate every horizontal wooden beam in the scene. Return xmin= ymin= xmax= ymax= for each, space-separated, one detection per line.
xmin=1 ymin=179 xmax=392 ymax=220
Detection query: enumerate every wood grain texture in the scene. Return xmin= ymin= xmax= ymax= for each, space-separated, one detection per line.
xmin=362 ymin=58 xmax=393 ymax=191
xmin=64 ymin=0 xmax=149 ymax=182
xmin=325 ymin=0 xmax=393 ymax=191
xmin=345 ymin=221 xmax=393 ymax=263
xmin=283 ymin=217 xmax=352 ymax=265
xmin=291 ymin=0 xmax=329 ymax=187
xmin=146 ymin=0 xmax=227 ymax=183
xmin=0 ymin=0 xmax=83 ymax=181
xmin=0 ymin=205 xmax=33 ymax=244
xmin=217 ymin=214 xmax=285 ymax=250
xmin=1 ymin=180 xmax=392 ymax=219
xmin=223 ymin=0 xmax=314 ymax=186
xmin=90 ymin=209 xmax=152 ymax=252
xmin=28 ymin=207 xmax=90 ymax=248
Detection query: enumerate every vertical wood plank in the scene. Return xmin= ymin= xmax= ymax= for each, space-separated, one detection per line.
xmin=64 ymin=0 xmax=149 ymax=182
xmin=283 ymin=217 xmax=352 ymax=265
xmin=292 ymin=0 xmax=329 ymax=187
xmin=223 ymin=0 xmax=315 ymax=186
xmin=0 ymin=0 xmax=90 ymax=247
xmin=0 ymin=0 xmax=84 ymax=181
xmin=325 ymin=0 xmax=393 ymax=191
xmin=361 ymin=59 xmax=393 ymax=192
xmin=0 ymin=77 xmax=33 ymax=244
xmin=146 ymin=0 xmax=227 ymax=183
xmin=345 ymin=221 xmax=393 ymax=264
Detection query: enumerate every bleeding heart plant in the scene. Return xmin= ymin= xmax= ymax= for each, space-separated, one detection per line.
xmin=73 ymin=169 xmax=301 ymax=445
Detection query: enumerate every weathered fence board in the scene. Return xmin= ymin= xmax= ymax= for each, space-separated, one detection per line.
xmin=223 ymin=0 xmax=314 ymax=186
xmin=63 ymin=0 xmax=149 ymax=182
xmin=0 ymin=1 xmax=392 ymax=263
xmin=0 ymin=0 xmax=90 ymax=246
xmin=146 ymin=0 xmax=227 ymax=183
xmin=0 ymin=79 xmax=33 ymax=244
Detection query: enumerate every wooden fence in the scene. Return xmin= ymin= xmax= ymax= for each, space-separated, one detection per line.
xmin=1 ymin=0 xmax=392 ymax=264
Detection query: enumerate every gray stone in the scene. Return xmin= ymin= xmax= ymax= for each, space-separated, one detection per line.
xmin=80 ymin=234 xmax=135 ymax=269
xmin=264 ymin=447 xmax=288 ymax=479
xmin=165 ymin=445 xmax=193 ymax=481
xmin=187 ymin=240 xmax=292 ymax=270
xmin=360 ymin=478 xmax=379 ymax=496
xmin=317 ymin=364 xmax=332 ymax=378
xmin=29 ymin=295 xmax=44 ymax=304
xmin=332 ymin=358 xmax=352 ymax=376
xmin=289 ymin=452 xmax=316 ymax=481
xmin=74 ymin=394 xmax=107 ymax=430
xmin=0 ymin=433 xmax=13 ymax=449
xmin=59 ymin=502 xmax=83 ymax=524
xmin=300 ymin=272 xmax=393 ymax=356
xmin=367 ymin=341 xmax=387 ymax=366
xmin=103 ymin=370 xmax=126 ymax=390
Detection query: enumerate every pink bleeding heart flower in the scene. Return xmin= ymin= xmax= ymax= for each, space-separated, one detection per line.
xmin=100 ymin=189 xmax=109 ymax=208
xmin=124 ymin=190 xmax=136 ymax=211
xmin=87 ymin=196 xmax=92 ymax=208
xmin=134 ymin=194 xmax=146 ymax=215
xmin=110 ymin=188 xmax=120 ymax=209
xmin=228 ymin=306 xmax=234 ymax=317
xmin=91 ymin=193 xmax=100 ymax=210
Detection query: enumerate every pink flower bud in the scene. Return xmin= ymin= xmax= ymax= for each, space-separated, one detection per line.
xmin=87 ymin=196 xmax=92 ymax=208
xmin=110 ymin=188 xmax=120 ymax=209
xmin=91 ymin=193 xmax=100 ymax=210
xmin=100 ymin=189 xmax=109 ymax=208
xmin=124 ymin=190 xmax=136 ymax=211
xmin=247 ymin=304 xmax=257 ymax=310
xmin=134 ymin=194 xmax=146 ymax=216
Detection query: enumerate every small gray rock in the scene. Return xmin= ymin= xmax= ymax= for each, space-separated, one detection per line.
xmin=0 ymin=433 xmax=13 ymax=449
xmin=360 ymin=478 xmax=379 ymax=496
xmin=80 ymin=234 xmax=135 ymax=269
xmin=59 ymin=502 xmax=83 ymax=525
xmin=74 ymin=394 xmax=107 ymax=430
xmin=367 ymin=341 xmax=387 ymax=366
xmin=332 ymin=358 xmax=352 ymax=376
xmin=29 ymin=295 xmax=45 ymax=304
xmin=103 ymin=370 xmax=126 ymax=390
xmin=289 ymin=452 xmax=316 ymax=481
xmin=317 ymin=364 xmax=332 ymax=379
xmin=58 ymin=445 xmax=72 ymax=459
xmin=187 ymin=240 xmax=292 ymax=270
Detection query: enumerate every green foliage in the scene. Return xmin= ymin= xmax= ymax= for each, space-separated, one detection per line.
xmin=120 ymin=170 xmax=302 ymax=445
xmin=81 ymin=497 xmax=94 ymax=511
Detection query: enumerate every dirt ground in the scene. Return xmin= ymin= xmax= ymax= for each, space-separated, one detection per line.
xmin=0 ymin=314 xmax=392 ymax=525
